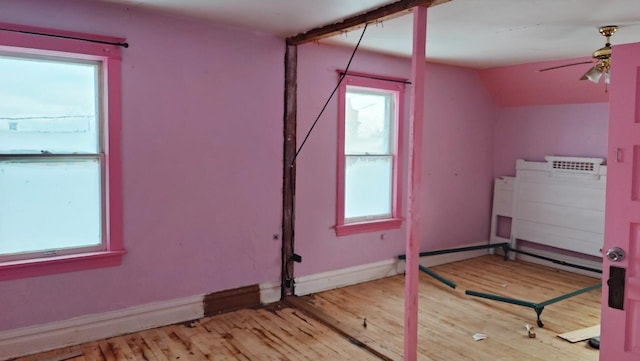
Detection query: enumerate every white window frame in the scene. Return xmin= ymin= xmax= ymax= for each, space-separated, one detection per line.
xmin=335 ymin=73 xmax=405 ymax=236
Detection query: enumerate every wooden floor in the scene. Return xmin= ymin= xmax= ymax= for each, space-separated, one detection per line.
xmin=13 ymin=255 xmax=601 ymax=361
xmin=299 ymin=255 xmax=601 ymax=361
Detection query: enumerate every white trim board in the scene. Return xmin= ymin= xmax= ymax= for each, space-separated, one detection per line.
xmin=420 ymin=244 xmax=491 ymax=267
xmin=260 ymin=282 xmax=281 ymax=305
xmin=0 ymin=283 xmax=283 ymax=360
xmin=294 ymin=239 xmax=598 ymax=299
xmin=295 ymin=241 xmax=491 ymax=296
xmin=294 ymin=258 xmax=399 ymax=296
xmin=0 ymin=294 xmax=205 ymax=359
xmin=401 ymin=241 xmax=492 ymax=273
xmin=515 ymin=245 xmax=602 ymax=279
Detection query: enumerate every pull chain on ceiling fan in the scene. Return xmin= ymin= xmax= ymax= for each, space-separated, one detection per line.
xmin=539 ymin=25 xmax=618 ymax=84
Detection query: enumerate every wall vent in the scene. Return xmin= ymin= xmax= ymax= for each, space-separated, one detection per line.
xmin=551 ymin=160 xmax=594 ymax=172
xmin=545 ymin=156 xmax=604 ymax=176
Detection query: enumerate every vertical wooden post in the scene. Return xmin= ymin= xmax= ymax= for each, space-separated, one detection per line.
xmin=282 ymin=44 xmax=297 ymax=297
xmin=404 ymin=6 xmax=427 ymax=361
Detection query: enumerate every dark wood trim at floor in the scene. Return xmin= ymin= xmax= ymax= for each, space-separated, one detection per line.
xmin=203 ymin=284 xmax=261 ymax=317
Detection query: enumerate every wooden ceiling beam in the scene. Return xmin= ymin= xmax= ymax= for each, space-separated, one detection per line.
xmin=286 ymin=0 xmax=449 ymax=45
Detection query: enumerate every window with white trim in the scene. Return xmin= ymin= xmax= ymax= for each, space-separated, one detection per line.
xmin=336 ymin=74 xmax=404 ymax=236
xmin=0 ymin=24 xmax=125 ymax=280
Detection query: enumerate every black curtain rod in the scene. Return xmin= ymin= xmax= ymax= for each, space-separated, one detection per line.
xmin=0 ymin=27 xmax=129 ymax=48
xmin=338 ymin=71 xmax=411 ymax=85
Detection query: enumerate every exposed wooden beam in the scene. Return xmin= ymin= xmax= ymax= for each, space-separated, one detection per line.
xmin=281 ymin=44 xmax=297 ymax=298
xmin=404 ymin=6 xmax=427 ymax=361
xmin=286 ymin=0 xmax=447 ymax=45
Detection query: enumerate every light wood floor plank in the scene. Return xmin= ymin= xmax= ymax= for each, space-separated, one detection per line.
xmin=241 ymin=310 xmax=313 ymax=360
xmin=255 ymin=307 xmax=337 ymax=360
xmin=170 ymin=324 xmax=225 ymax=361
xmin=78 ymin=345 xmax=104 ymax=361
xmin=104 ymin=338 xmax=137 ymax=361
xmin=97 ymin=342 xmax=118 ymax=361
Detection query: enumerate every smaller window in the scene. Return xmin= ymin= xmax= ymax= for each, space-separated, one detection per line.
xmin=336 ymin=74 xmax=405 ymax=236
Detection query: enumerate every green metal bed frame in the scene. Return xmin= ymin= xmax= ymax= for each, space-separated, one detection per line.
xmin=398 ymin=242 xmax=602 ymax=327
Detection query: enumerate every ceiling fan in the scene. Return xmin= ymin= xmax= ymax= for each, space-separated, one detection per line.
xmin=539 ymin=25 xmax=618 ymax=84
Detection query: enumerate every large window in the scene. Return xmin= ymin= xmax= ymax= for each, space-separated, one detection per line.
xmin=0 ymin=24 xmax=125 ymax=280
xmin=336 ymin=74 xmax=404 ymax=236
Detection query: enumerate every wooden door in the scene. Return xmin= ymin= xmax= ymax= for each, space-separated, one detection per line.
xmin=600 ymin=42 xmax=640 ymax=360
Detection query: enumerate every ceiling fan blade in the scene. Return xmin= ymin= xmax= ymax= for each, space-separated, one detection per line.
xmin=538 ymin=60 xmax=595 ymax=72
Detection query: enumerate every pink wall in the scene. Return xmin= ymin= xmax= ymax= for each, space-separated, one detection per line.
xmin=0 ymin=0 xmax=284 ymax=331
xmin=295 ymin=44 xmax=496 ymax=276
xmin=479 ymin=57 xmax=609 ymax=107
xmin=484 ymin=57 xmax=610 ymax=190
xmin=493 ymin=103 xmax=609 ymax=177
xmin=420 ymin=61 xmax=496 ymax=252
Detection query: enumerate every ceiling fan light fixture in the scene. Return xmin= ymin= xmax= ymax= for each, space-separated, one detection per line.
xmin=570 ymin=25 xmax=617 ymax=85
xmin=582 ymin=66 xmax=603 ymax=83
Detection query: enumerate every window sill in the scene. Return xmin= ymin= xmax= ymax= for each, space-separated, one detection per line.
xmin=0 ymin=250 xmax=126 ymax=281
xmin=335 ymin=218 xmax=403 ymax=237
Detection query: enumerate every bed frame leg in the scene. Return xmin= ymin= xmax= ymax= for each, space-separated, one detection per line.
xmin=501 ymin=244 xmax=511 ymax=261
xmin=535 ymin=306 xmax=545 ymax=328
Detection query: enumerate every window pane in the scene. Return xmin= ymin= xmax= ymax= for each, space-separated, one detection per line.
xmin=0 ymin=159 xmax=102 ymax=256
xmin=344 ymin=155 xmax=392 ymax=220
xmin=344 ymin=88 xmax=393 ymax=155
xmin=0 ymin=55 xmax=99 ymax=154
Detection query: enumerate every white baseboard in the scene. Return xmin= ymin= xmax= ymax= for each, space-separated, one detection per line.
xmin=260 ymin=282 xmax=281 ymax=305
xmin=396 ymin=241 xmax=492 ymax=274
xmin=294 ymin=259 xmax=399 ymax=296
xmin=0 ymin=282 xmax=284 ymax=360
xmin=515 ymin=245 xmax=602 ymax=279
xmin=0 ymin=294 xmax=205 ymax=360
xmin=294 ymin=241 xmax=492 ymax=297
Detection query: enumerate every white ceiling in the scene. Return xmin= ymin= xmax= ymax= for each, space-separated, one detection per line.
xmin=101 ymin=0 xmax=640 ymax=69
